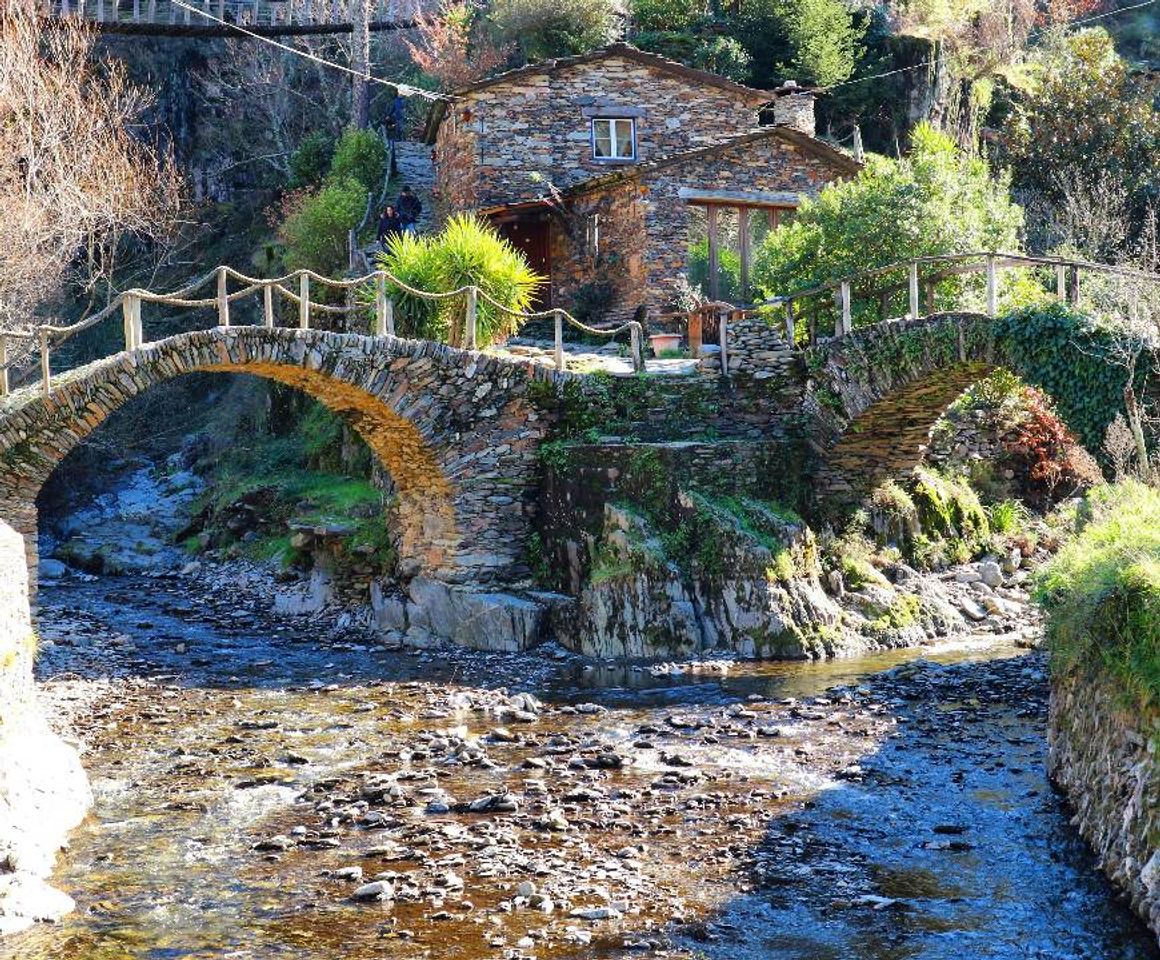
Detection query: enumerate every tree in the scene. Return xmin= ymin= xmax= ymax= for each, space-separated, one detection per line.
xmin=329 ymin=128 xmax=388 ymax=193
xmin=489 ymin=0 xmax=618 ymax=63
xmin=1003 ymin=28 xmax=1160 ymax=250
xmin=751 ymin=123 xmax=1023 ymax=314
xmin=727 ymin=0 xmax=864 ymax=88
xmin=783 ymin=0 xmax=865 ymax=87
xmin=0 ymin=8 xmax=180 ymax=332
xmin=405 ymin=1 xmax=512 ymax=91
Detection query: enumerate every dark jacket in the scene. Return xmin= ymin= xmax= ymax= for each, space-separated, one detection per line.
xmin=397 ymin=192 xmax=422 ymax=225
xmin=377 ymin=211 xmax=403 ymax=244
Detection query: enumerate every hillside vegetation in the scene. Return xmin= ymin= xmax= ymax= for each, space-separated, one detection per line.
xmin=1035 ymin=481 xmax=1160 ymax=709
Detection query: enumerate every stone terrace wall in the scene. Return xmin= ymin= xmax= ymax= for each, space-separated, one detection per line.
xmin=538 ymin=439 xmax=807 ymax=594
xmin=718 ymin=315 xmax=797 ymax=378
xmin=1049 ymin=668 xmax=1160 ymax=941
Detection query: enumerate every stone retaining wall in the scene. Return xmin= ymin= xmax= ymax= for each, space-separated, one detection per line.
xmin=1048 ymin=668 xmax=1160 ymax=942
xmin=0 ymin=520 xmax=90 ymax=937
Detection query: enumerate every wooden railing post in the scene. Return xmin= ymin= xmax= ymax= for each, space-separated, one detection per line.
xmin=375 ymin=275 xmax=392 ymax=336
xmin=39 ymin=328 xmax=51 ymax=400
xmin=122 ymin=294 xmax=142 ymax=349
xmin=839 ymin=281 xmax=851 ymax=336
xmin=553 ymin=309 xmax=564 ymax=372
xmin=1068 ymin=266 xmax=1080 ymax=306
xmin=909 ymin=262 xmax=920 ymax=319
xmin=630 ymin=322 xmax=643 ymax=372
xmin=465 ymin=287 xmax=478 ymax=349
xmin=719 ymin=307 xmax=730 ymax=376
xmin=1056 ymin=263 xmax=1067 ymax=300
xmin=217 ymin=268 xmax=230 ymax=328
xmin=784 ymin=300 xmax=795 ymax=346
xmin=688 ymin=308 xmax=703 ymax=357
xmin=985 ymin=254 xmax=998 ymax=317
xmin=263 ymin=282 xmax=275 ymax=328
xmin=0 ymin=336 xmax=8 ymax=397
xmin=299 ymin=273 xmax=311 ymax=329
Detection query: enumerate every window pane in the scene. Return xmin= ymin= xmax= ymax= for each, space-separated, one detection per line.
xmin=593 ymin=120 xmax=612 ymax=158
xmin=614 ymin=120 xmax=633 ymax=158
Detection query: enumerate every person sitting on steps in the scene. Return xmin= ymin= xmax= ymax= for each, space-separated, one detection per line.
xmin=397 ymin=186 xmax=422 ymax=236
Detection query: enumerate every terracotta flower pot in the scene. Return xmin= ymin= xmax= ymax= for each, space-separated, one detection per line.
xmin=649 ymin=333 xmax=683 ymax=357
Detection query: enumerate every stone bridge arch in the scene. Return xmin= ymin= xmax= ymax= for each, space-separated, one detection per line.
xmin=807 ymin=312 xmax=1008 ymax=503
xmin=0 ymin=328 xmax=554 ymax=587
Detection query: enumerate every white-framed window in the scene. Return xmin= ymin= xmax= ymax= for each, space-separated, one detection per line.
xmin=591 ymin=117 xmax=635 ymax=161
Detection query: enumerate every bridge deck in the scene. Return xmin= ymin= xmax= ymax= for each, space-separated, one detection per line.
xmin=45 ymin=0 xmax=424 ymax=35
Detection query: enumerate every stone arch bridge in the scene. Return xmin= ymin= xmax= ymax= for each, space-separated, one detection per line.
xmin=0 ymin=327 xmax=558 ymax=588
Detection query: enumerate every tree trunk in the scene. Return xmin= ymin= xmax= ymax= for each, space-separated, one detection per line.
xmin=351 ymin=0 xmax=371 ymax=129
xmin=1124 ymin=381 xmax=1155 ymax=485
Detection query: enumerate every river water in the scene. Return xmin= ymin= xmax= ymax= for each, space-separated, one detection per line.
xmin=5 ymin=573 xmax=1157 ymax=960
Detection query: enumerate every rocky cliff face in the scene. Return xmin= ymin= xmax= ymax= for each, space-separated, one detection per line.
xmin=1049 ymin=669 xmax=1160 ymax=944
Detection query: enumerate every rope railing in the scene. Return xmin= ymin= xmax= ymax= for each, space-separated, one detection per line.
xmin=0 ymin=263 xmax=645 ymax=400
xmin=733 ymin=250 xmax=1160 ymax=348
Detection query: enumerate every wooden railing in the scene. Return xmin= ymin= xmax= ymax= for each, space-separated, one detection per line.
xmin=751 ymin=251 xmax=1158 ymax=348
xmin=0 ymin=266 xmax=644 ymax=399
xmin=680 ymin=252 xmax=1160 ymax=371
xmin=43 ymin=0 xmax=426 ymax=31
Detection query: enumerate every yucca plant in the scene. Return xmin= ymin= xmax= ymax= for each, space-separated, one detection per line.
xmin=375 ymin=215 xmax=543 ymax=347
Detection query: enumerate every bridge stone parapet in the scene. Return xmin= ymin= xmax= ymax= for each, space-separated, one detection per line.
xmin=0 ymin=327 xmax=558 ymax=589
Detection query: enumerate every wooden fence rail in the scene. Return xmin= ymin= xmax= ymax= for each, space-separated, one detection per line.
xmin=717 ymin=251 xmax=1160 ymax=352
xmin=0 ymin=265 xmax=645 ymax=400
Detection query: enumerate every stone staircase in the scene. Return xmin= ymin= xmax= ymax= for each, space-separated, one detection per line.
xmin=390 ymin=140 xmax=436 ymax=234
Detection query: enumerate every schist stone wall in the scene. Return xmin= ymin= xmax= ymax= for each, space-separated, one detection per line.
xmin=433 ymin=49 xmax=769 ymax=216
xmin=551 ymin=131 xmax=851 ymax=314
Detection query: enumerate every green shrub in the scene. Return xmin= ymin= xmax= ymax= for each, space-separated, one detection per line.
xmin=289 ymin=131 xmax=334 ymax=189
xmin=1035 ymin=480 xmax=1160 ymax=710
xmin=911 ymin=467 xmax=990 ymax=554
xmin=279 ymin=177 xmax=368 ymax=275
xmin=630 ymin=0 xmax=700 ymax=32
xmin=376 ymin=214 xmax=543 ymax=347
xmin=688 ymin=237 xmax=741 ymax=302
xmin=752 ymin=124 xmax=1022 ymax=317
xmin=690 ymin=36 xmax=752 ymax=83
xmin=329 ymin=128 xmax=388 ymax=193
xmin=988 ymin=499 xmax=1029 ymax=536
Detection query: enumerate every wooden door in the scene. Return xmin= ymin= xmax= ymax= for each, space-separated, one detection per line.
xmin=494 ymin=215 xmax=552 ymax=310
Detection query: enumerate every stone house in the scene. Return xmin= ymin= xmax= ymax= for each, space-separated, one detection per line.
xmin=423 ymin=43 xmax=860 ymax=320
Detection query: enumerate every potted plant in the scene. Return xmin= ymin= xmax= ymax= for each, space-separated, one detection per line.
xmin=649 ymin=332 xmax=683 ymax=356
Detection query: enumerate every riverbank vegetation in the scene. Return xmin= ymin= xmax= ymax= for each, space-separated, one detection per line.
xmin=1035 ymin=481 xmax=1160 ymax=711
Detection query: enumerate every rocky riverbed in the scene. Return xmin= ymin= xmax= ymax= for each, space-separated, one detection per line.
xmin=3 ymin=567 xmax=1157 ymax=960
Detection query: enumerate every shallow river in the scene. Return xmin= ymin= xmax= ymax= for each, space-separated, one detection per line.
xmin=5 ymin=574 xmax=1157 ymax=960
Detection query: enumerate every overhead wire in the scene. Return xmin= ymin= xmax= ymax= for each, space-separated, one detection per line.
xmin=166 ymin=0 xmax=450 ymax=101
